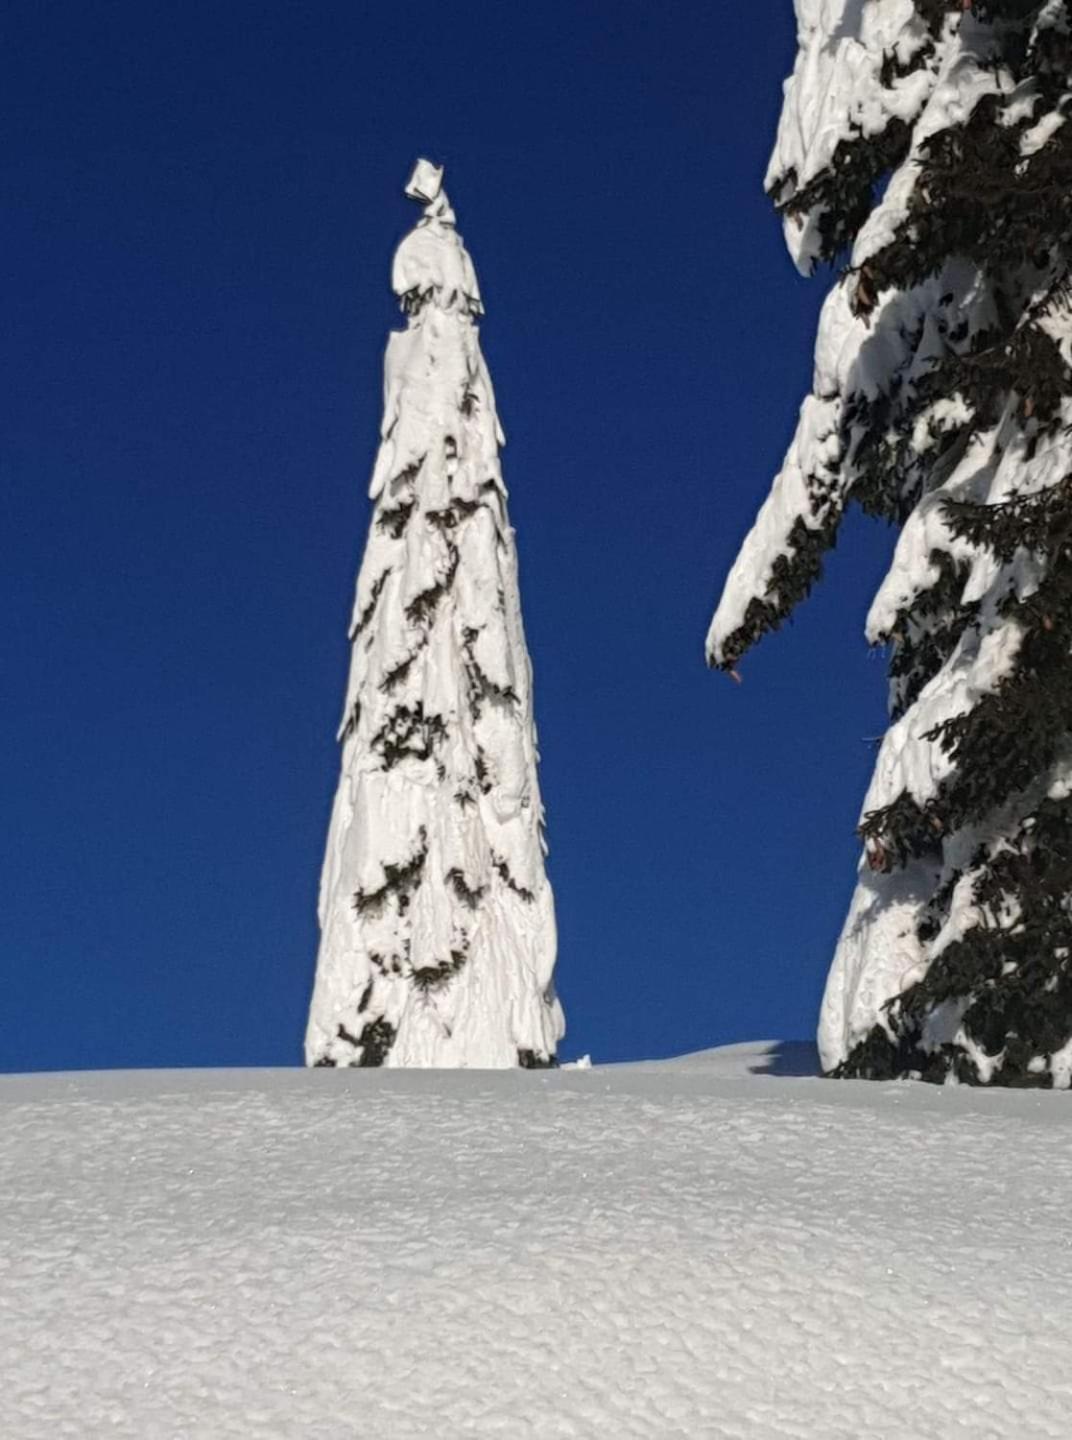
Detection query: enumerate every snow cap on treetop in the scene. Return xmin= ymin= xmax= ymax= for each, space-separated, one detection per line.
xmin=392 ymin=157 xmax=480 ymax=311
xmin=404 ymin=157 xmax=444 ymax=204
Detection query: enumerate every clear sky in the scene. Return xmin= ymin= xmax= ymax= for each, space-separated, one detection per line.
xmin=3 ymin=1 xmax=897 ymax=1071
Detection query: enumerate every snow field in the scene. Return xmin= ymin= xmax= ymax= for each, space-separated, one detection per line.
xmin=3 ymin=1047 xmax=1072 ymax=1438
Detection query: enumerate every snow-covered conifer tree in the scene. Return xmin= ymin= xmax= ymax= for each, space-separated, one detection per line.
xmin=306 ymin=160 xmax=563 ymax=1069
xmin=708 ymin=4 xmax=1072 ymax=1084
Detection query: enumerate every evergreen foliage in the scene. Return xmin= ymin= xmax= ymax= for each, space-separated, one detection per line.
xmin=708 ymin=3 xmax=1072 ymax=1084
xmin=305 ymin=161 xmax=563 ymax=1069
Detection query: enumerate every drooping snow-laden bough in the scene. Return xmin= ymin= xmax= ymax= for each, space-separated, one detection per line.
xmin=708 ymin=2 xmax=1072 ymax=1085
xmin=305 ymin=160 xmax=563 ymax=1069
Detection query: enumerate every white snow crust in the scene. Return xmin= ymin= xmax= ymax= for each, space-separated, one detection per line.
xmin=4 ymin=1053 xmax=1072 ymax=1439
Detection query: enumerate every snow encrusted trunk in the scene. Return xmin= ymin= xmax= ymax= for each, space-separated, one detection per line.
xmin=708 ymin=4 xmax=1072 ymax=1084
xmin=306 ymin=161 xmax=563 ymax=1069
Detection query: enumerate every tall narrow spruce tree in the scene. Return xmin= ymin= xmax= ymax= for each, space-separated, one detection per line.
xmin=306 ymin=160 xmax=563 ymax=1069
xmin=708 ymin=3 xmax=1072 ymax=1084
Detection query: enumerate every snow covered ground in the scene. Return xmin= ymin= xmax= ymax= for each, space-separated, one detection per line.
xmin=3 ymin=1044 xmax=1071 ymax=1438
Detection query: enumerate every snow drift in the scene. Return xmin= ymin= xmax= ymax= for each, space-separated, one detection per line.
xmin=3 ymin=1050 xmax=1071 ymax=1438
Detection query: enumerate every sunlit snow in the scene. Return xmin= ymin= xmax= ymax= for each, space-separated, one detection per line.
xmin=707 ymin=3 xmax=1072 ymax=1074
xmin=307 ymin=161 xmax=561 ymax=1069
xmin=3 ymin=1048 xmax=1071 ymax=1438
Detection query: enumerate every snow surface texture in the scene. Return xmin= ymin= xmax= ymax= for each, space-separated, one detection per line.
xmin=4 ymin=1050 xmax=1072 ymax=1439
xmin=306 ymin=160 xmax=562 ymax=1068
xmin=707 ymin=4 xmax=1072 ymax=1073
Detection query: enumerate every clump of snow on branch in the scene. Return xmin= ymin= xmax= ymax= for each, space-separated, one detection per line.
xmin=769 ymin=0 xmax=939 ymax=274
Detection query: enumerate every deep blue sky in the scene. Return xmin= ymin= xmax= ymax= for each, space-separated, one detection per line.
xmin=3 ymin=1 xmax=895 ymax=1071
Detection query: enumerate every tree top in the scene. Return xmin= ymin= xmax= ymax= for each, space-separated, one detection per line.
xmin=392 ymin=158 xmax=481 ymax=313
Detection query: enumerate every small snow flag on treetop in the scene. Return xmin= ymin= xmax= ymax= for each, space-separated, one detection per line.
xmin=305 ymin=159 xmax=564 ymax=1069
